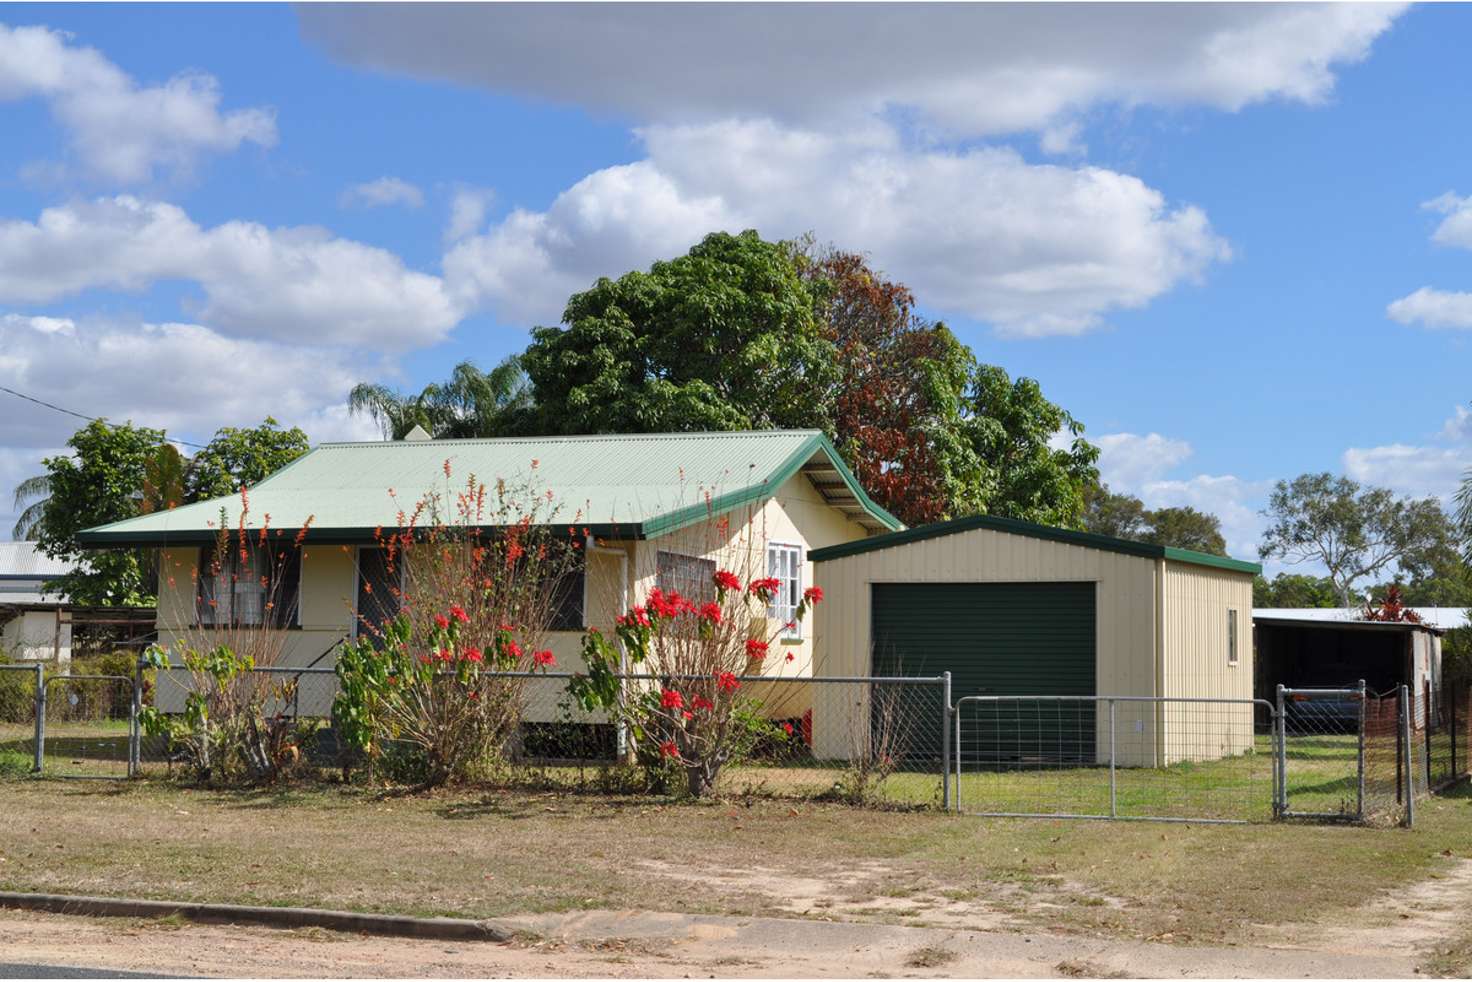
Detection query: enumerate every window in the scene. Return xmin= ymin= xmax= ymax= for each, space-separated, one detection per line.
xmin=1227 ymin=609 xmax=1238 ymax=666
xmin=767 ymin=543 xmax=802 ymax=639
xmin=355 ymin=547 xmax=403 ymax=638
xmin=657 ymin=551 xmax=715 ymax=603
xmin=547 ymin=559 xmax=586 ymax=632
xmin=197 ymin=542 xmax=299 ymax=628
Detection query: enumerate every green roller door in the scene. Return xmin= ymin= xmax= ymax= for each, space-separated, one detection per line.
xmin=872 ymin=582 xmax=1097 ymax=762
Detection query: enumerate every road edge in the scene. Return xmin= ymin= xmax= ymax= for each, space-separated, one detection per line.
xmin=0 ymin=891 xmax=512 ymax=942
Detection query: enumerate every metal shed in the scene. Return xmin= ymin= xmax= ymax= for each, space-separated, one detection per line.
xmin=807 ymin=514 xmax=1260 ymax=765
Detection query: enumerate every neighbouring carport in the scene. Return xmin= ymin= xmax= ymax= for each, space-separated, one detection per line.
xmin=808 ymin=514 xmax=1260 ymax=767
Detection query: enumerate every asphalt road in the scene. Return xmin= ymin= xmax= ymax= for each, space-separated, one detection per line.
xmin=0 ymin=965 xmax=181 ymax=979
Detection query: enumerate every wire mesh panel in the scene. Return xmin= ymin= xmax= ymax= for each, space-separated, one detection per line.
xmin=955 ymin=696 xmax=1272 ymax=823
xmin=0 ymin=665 xmax=39 ymax=775
xmin=1425 ymin=681 xmax=1468 ymax=792
xmin=1363 ymin=688 xmax=1408 ymax=825
xmin=41 ymin=674 xmax=135 ymax=778
xmin=1279 ymin=686 xmax=1364 ymax=820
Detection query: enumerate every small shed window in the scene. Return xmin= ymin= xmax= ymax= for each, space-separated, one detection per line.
xmin=1227 ymin=609 xmax=1239 ymax=666
xmin=767 ymin=543 xmax=802 ymax=639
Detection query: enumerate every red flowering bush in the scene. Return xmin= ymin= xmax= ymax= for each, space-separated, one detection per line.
xmin=570 ymin=516 xmax=823 ymax=797
xmin=333 ymin=466 xmax=580 ymax=786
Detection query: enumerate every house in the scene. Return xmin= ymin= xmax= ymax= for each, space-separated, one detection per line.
xmin=76 ymin=430 xmax=902 ymax=715
xmin=0 ymin=541 xmax=76 ymax=662
xmin=807 ymin=514 xmax=1261 ymax=765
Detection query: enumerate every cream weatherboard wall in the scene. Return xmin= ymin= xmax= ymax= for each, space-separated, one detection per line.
xmin=152 ymin=470 xmax=875 ymax=719
xmin=1159 ymin=560 xmax=1256 ymax=761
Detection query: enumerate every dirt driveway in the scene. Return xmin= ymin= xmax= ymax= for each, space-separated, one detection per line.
xmin=4 ymin=862 xmax=1470 ymax=979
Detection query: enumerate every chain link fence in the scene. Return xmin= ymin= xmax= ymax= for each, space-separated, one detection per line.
xmin=6 ymin=656 xmax=1468 ymax=825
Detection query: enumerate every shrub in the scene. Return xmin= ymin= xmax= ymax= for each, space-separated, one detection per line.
xmin=0 ymin=749 xmax=31 ymax=780
xmin=569 ymin=509 xmax=821 ymax=797
xmin=332 ymin=465 xmax=580 ymax=787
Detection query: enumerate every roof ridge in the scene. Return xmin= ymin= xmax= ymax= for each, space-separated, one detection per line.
xmin=315 ymin=429 xmax=824 ymax=448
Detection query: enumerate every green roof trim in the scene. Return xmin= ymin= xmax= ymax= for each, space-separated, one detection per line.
xmin=77 ymin=430 xmax=901 ymax=548
xmin=807 ymin=512 xmax=1261 ymax=575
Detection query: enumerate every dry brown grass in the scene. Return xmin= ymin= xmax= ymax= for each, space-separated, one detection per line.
xmin=0 ymin=778 xmax=1470 ymax=951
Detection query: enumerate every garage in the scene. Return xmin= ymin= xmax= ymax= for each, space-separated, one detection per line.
xmin=808 ymin=513 xmax=1260 ymax=765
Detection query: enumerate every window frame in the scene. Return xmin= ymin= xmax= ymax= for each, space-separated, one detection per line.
xmin=656 ymin=550 xmax=717 ymax=604
xmin=196 ymin=541 xmax=300 ymax=629
xmin=766 ymin=541 xmax=803 ymax=641
xmin=1227 ymin=608 xmax=1239 ymax=666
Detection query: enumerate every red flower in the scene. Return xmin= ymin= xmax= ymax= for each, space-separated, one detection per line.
xmin=533 ymin=649 xmax=555 ymax=667
xmin=418 ymin=655 xmax=432 ymax=666
xmin=692 ymin=695 xmax=714 ymax=712
xmin=462 ymin=647 xmax=484 ymax=663
xmin=659 ymin=740 xmax=680 ymax=759
xmin=506 ymin=640 xmax=523 ymax=659
xmin=433 ymin=614 xmax=450 ymax=630
xmin=699 ymin=602 xmax=722 ymax=624
xmin=715 ymin=672 xmax=740 ymax=693
xmin=437 ymin=648 xmax=453 ymax=662
xmin=745 ymin=639 xmax=768 ymax=661
xmin=803 ymin=586 xmax=823 ymax=604
xmin=785 ymin=651 xmax=795 ymax=663
xmin=448 ymin=603 xmax=470 ymax=623
xmin=782 ymin=721 xmax=794 ymax=736
xmin=660 ymin=689 xmax=685 ymax=710
xmin=682 ymin=710 xmax=693 ymax=721
xmin=747 ymin=577 xmax=782 ymax=600
xmin=713 ymin=569 xmax=741 ymax=593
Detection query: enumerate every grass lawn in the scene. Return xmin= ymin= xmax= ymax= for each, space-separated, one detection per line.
xmin=0 ymin=775 xmax=1470 ymax=953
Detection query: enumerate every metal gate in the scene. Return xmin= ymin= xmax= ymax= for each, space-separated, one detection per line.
xmin=953 ymin=695 xmax=1275 ymax=823
xmin=1276 ymin=684 xmax=1369 ymax=821
xmin=40 ymin=673 xmax=138 ymax=779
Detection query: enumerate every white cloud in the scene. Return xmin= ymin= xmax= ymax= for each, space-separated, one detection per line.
xmin=1096 ymin=432 xmax=1194 ymax=488
xmin=445 ymin=186 xmax=495 ymax=243
xmin=1342 ymin=405 xmax=1472 ymax=502
xmin=0 ymin=313 xmax=373 ymax=448
xmin=1140 ymin=474 xmax=1274 ymax=564
xmin=1386 ymin=287 xmax=1472 ymax=330
xmin=299 ymin=4 xmax=1400 ymax=139
xmin=340 ymin=176 xmax=424 ymax=210
xmin=0 ymin=196 xmax=462 ymax=347
xmin=0 ymin=23 xmax=275 ymax=184
xmin=443 ymin=120 xmax=1229 ymax=335
xmin=1424 ymin=192 xmax=1472 ymax=250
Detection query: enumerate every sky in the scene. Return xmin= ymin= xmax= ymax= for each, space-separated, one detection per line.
xmin=0 ymin=2 xmax=1468 ymax=570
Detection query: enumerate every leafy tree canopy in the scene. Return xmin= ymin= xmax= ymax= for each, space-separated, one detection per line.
xmin=1082 ymin=484 xmax=1227 ymax=555
xmin=185 ymin=417 xmax=310 ymax=501
xmin=33 ymin=419 xmax=164 ymax=605
xmin=1253 ymin=572 xmax=1339 ymax=608
xmin=1259 ymin=472 xmax=1449 ymax=607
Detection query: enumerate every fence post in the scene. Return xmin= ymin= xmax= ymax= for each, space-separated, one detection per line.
xmin=1453 ymin=681 xmax=1460 ymax=780
xmin=32 ymin=662 xmax=44 ymax=774
xmin=1108 ymin=698 xmax=1117 ymax=819
xmin=1401 ymin=683 xmax=1415 ymax=828
xmin=1425 ymin=680 xmax=1434 ymax=791
xmin=954 ymin=693 xmax=962 ymax=813
xmin=1274 ymin=684 xmax=1286 ymax=818
xmin=129 ymin=656 xmax=143 ymax=777
xmin=941 ymin=672 xmax=951 ymax=812
xmin=1357 ymin=679 xmax=1366 ymax=821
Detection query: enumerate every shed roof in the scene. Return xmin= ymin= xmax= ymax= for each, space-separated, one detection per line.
xmin=76 ymin=430 xmax=902 ymax=547
xmin=1254 ymin=608 xmax=1455 ymax=634
xmin=807 ymin=512 xmax=1261 ymax=575
xmin=0 ymin=541 xmax=73 ymax=579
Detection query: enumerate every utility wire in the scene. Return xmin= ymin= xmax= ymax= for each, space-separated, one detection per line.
xmin=0 ymin=383 xmax=210 ymax=450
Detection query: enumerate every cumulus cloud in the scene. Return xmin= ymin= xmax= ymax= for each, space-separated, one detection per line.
xmin=1386 ymin=287 xmax=1472 ymax=330
xmin=0 ymin=196 xmax=462 ymax=347
xmin=340 ymin=176 xmax=424 ymax=209
xmin=0 ymin=23 xmax=276 ymax=184
xmin=445 ymin=186 xmax=495 ymax=243
xmin=443 ymin=120 xmax=1229 ymax=335
xmin=1139 ymin=473 xmax=1274 ymax=563
xmin=299 ymin=4 xmax=1401 ymax=139
xmin=1342 ymin=406 xmax=1472 ymax=502
xmin=1424 ymin=192 xmax=1472 ymax=250
xmin=1095 ymin=432 xmax=1195 ymax=488
xmin=0 ymin=312 xmax=377 ymax=448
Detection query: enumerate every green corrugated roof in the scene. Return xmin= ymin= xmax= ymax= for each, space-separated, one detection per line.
xmin=77 ymin=430 xmax=903 ymax=547
xmin=807 ymin=512 xmax=1261 ymax=576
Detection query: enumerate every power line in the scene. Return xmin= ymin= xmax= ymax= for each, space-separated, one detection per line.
xmin=0 ymin=383 xmax=210 ymax=450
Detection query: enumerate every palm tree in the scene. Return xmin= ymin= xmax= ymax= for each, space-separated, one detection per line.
xmin=140 ymin=443 xmax=189 ymax=513
xmin=1456 ymin=465 xmax=1472 ymax=565
xmin=11 ymin=473 xmax=51 ymax=539
xmin=349 ymin=356 xmax=532 ymax=440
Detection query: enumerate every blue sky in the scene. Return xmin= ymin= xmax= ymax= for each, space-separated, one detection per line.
xmin=0 ymin=3 xmax=1468 ymax=567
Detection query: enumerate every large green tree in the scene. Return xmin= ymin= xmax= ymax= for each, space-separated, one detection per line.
xmin=185 ymin=417 xmax=310 ymax=501
xmin=32 ymin=419 xmax=165 ymax=605
xmin=1259 ymin=473 xmax=1448 ymax=607
xmin=349 ymin=357 xmax=531 ymax=440
xmin=1082 ymin=484 xmax=1227 ymax=554
xmin=1253 ymin=572 xmax=1339 ymax=608
xmin=518 ymin=231 xmax=839 ymax=435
